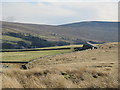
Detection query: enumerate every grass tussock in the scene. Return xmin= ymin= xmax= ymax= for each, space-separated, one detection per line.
xmin=2 ymin=42 xmax=118 ymax=88
xmin=2 ymin=66 xmax=118 ymax=88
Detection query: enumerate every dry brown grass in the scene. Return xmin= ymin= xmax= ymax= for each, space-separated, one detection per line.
xmin=2 ymin=65 xmax=118 ymax=88
xmin=1 ymin=42 xmax=118 ymax=88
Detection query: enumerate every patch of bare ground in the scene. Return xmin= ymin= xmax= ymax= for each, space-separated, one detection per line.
xmin=2 ymin=42 xmax=118 ymax=88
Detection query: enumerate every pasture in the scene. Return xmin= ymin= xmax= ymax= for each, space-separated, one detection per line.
xmin=1 ymin=44 xmax=83 ymax=62
xmin=1 ymin=44 xmax=83 ymax=52
xmin=2 ymin=49 xmax=72 ymax=62
xmin=2 ymin=44 xmax=102 ymax=63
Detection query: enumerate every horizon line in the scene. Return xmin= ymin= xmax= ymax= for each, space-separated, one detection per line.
xmin=1 ymin=20 xmax=119 ymax=26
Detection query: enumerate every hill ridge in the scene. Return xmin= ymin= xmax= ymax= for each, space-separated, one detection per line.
xmin=1 ymin=21 xmax=118 ymax=49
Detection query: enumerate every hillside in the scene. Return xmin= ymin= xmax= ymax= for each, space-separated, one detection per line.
xmin=59 ymin=21 xmax=118 ymax=42
xmin=1 ymin=42 xmax=118 ymax=88
xmin=2 ymin=32 xmax=70 ymax=49
xmin=2 ymin=21 xmax=118 ymax=42
xmin=1 ymin=21 xmax=118 ymax=49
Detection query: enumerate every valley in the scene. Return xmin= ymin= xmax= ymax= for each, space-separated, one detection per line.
xmin=0 ymin=21 xmax=118 ymax=88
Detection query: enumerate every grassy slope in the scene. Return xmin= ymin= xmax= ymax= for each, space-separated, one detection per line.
xmin=2 ymin=21 xmax=118 ymax=42
xmin=2 ymin=35 xmax=31 ymax=46
xmin=2 ymin=22 xmax=64 ymax=42
xmin=2 ymin=35 xmax=23 ymax=41
xmin=28 ymin=42 xmax=118 ymax=69
xmin=1 ymin=42 xmax=118 ymax=88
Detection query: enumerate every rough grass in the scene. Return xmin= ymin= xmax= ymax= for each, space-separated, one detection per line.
xmin=2 ymin=65 xmax=118 ymax=88
xmin=1 ymin=42 xmax=118 ymax=88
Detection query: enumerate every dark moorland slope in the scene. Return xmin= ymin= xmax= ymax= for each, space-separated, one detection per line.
xmin=1 ymin=21 xmax=118 ymax=49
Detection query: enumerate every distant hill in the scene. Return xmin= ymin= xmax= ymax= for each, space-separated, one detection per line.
xmin=59 ymin=21 xmax=118 ymax=27
xmin=2 ymin=21 xmax=118 ymax=42
xmin=58 ymin=21 xmax=118 ymax=42
xmin=1 ymin=21 xmax=118 ymax=49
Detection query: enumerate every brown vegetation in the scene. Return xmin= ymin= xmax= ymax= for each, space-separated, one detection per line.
xmin=1 ymin=42 xmax=118 ymax=88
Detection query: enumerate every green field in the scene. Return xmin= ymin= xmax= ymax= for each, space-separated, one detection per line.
xmin=2 ymin=35 xmax=23 ymax=41
xmin=1 ymin=44 xmax=101 ymax=62
xmin=2 ymin=49 xmax=72 ymax=62
xmin=2 ymin=44 xmax=83 ymax=52
xmin=1 ymin=44 xmax=91 ymax=62
xmin=39 ymin=44 xmax=83 ymax=49
xmin=2 ymin=35 xmax=31 ymax=44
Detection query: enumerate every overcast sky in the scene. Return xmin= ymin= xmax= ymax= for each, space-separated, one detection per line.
xmin=1 ymin=0 xmax=119 ymax=25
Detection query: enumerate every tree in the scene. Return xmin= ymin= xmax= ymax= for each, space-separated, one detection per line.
xmin=17 ymin=41 xmax=29 ymax=48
